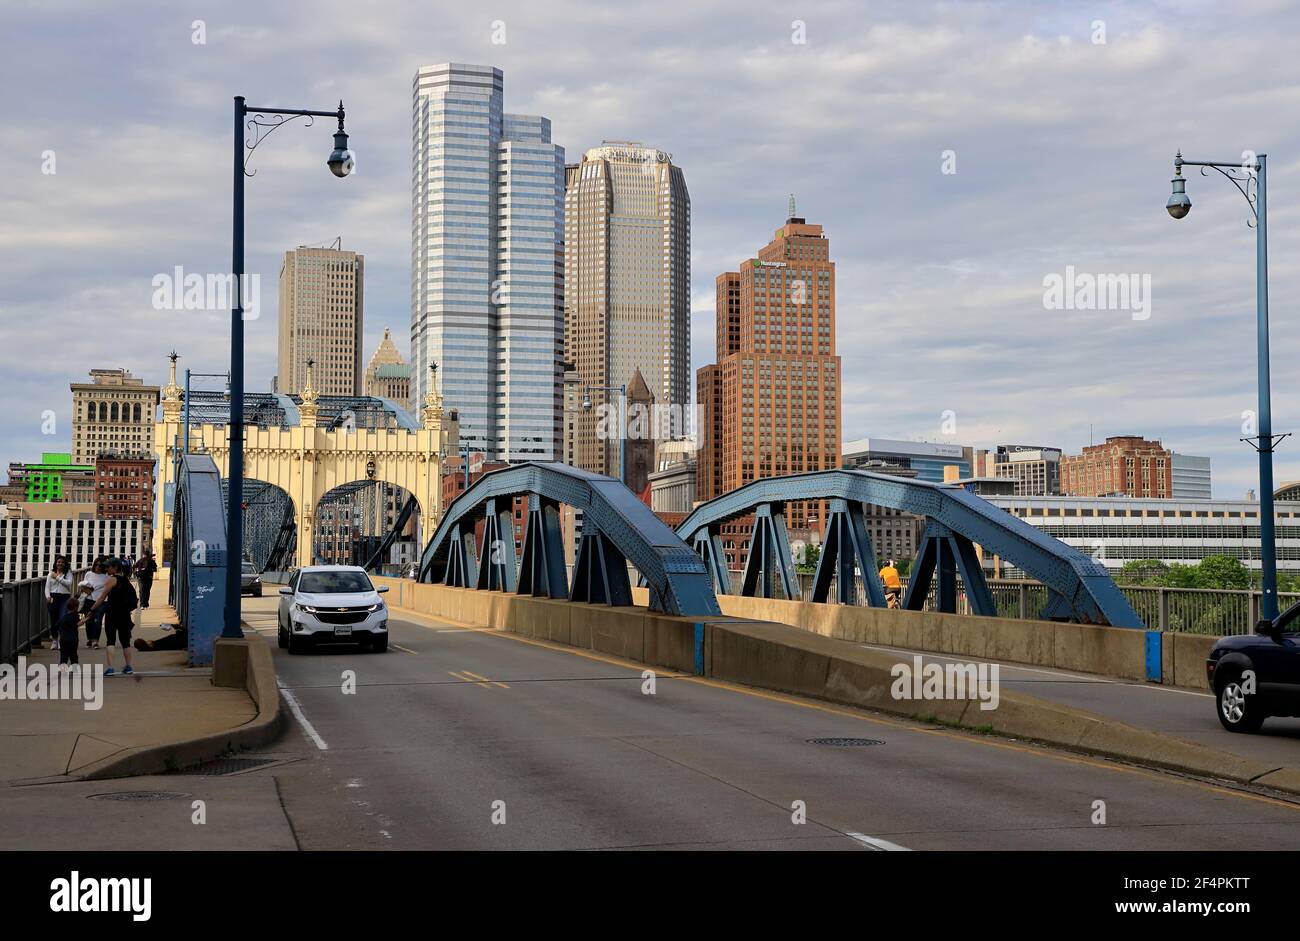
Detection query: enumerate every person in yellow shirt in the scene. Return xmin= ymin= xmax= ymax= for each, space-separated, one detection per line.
xmin=879 ymin=560 xmax=902 ymax=608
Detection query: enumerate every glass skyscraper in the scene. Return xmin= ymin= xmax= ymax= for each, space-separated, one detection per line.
xmin=411 ymin=63 xmax=564 ymax=461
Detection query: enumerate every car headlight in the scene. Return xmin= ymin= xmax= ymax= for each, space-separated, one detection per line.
xmin=295 ymin=603 xmax=320 ymax=614
xmin=365 ymin=603 xmax=384 ymax=612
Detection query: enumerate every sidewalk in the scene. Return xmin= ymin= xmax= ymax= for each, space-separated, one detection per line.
xmin=0 ymin=582 xmax=257 ymax=784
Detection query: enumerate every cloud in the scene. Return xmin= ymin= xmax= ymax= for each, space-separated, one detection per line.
xmin=4 ymin=0 xmax=1300 ymax=500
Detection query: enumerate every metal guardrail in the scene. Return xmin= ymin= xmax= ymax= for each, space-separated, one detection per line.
xmin=2 ymin=570 xmax=89 ymax=664
xmin=756 ymin=571 xmax=1279 ymax=636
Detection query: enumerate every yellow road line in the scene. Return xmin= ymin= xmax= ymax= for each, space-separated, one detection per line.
xmin=399 ymin=605 xmax=1300 ymax=812
xmin=462 ymin=669 xmax=508 ymax=689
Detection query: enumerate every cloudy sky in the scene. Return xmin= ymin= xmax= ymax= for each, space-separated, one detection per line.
xmin=4 ymin=0 xmax=1300 ymax=498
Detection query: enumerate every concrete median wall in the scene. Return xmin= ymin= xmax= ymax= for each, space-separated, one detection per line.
xmin=629 ymin=584 xmax=1208 ymax=688
xmin=372 ymin=577 xmax=699 ymax=674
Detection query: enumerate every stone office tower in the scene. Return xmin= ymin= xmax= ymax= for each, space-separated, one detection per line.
xmin=564 ymin=142 xmax=690 ymax=483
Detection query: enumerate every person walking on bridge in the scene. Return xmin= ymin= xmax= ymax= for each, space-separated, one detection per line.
xmin=133 ymin=552 xmax=157 ymax=608
xmin=879 ymin=559 xmax=902 ymax=609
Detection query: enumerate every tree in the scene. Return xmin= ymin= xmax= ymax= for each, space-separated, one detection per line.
xmin=1117 ymin=559 xmax=1169 ymax=585
xmin=1191 ymin=555 xmax=1251 ymax=591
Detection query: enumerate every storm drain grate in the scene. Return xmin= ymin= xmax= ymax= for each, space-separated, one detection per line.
xmin=88 ymin=791 xmax=191 ymax=802
xmin=807 ymin=737 xmax=885 ymax=747
xmin=170 ymin=756 xmax=284 ymax=776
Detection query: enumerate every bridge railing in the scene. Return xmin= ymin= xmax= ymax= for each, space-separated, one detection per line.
xmin=2 ymin=570 xmax=89 ymax=664
xmin=769 ymin=570 xmax=1287 ymax=636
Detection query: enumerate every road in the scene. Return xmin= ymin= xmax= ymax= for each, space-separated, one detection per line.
xmin=233 ymin=597 xmax=1300 ymax=850
xmin=854 ymin=642 xmax=1300 ymax=768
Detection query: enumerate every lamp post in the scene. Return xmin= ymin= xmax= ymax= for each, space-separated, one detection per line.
xmin=1167 ymin=150 xmax=1285 ymax=618
xmin=582 ymin=384 xmax=628 ymax=486
xmin=226 ymin=96 xmax=354 ymax=639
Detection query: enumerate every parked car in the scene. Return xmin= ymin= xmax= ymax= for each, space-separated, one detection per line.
xmin=240 ymin=561 xmax=263 ymax=597
xmin=1207 ymin=601 xmax=1300 ymax=732
xmin=277 ymin=565 xmax=389 ymax=654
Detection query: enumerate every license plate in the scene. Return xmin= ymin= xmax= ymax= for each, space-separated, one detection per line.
xmin=334 ymin=626 xmax=352 ymax=636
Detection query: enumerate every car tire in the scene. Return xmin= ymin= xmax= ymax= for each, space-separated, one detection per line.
xmin=370 ymin=636 xmax=388 ymax=653
xmin=1217 ymin=670 xmax=1266 ymax=733
xmin=288 ymin=634 xmax=308 ymax=656
xmin=254 ymin=588 xmax=262 ymax=597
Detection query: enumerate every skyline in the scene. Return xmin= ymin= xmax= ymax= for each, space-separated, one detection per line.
xmin=5 ymin=1 xmax=1300 ymax=498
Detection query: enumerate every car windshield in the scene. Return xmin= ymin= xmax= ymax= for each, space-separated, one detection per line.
xmin=242 ymin=563 xmax=256 ymax=573
xmin=299 ymin=571 xmax=373 ymax=594
xmin=1275 ymin=600 xmax=1300 ymax=632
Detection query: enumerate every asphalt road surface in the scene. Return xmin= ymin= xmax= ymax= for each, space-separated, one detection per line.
xmin=225 ymin=596 xmax=1300 ymax=851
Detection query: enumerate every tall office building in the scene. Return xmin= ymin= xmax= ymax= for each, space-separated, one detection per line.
xmin=697 ymin=206 xmax=842 ymax=536
xmin=411 ymin=63 xmax=565 ymax=462
xmin=277 ymin=241 xmax=365 ymax=397
xmin=564 ymin=141 xmax=690 ymax=481
xmin=71 ymin=369 xmax=160 ymax=463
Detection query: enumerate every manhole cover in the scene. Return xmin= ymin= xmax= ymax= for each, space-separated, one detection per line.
xmin=807 ymin=737 xmax=885 ymax=747
xmin=88 ymin=791 xmax=191 ymax=802
xmin=171 ymin=756 xmax=284 ymax=776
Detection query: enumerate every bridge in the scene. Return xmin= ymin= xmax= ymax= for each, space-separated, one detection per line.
xmin=416 ymin=462 xmax=1141 ymax=628
xmin=153 ymin=354 xmax=459 ymax=574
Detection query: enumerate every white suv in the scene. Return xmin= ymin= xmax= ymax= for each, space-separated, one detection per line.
xmin=277 ymin=565 xmax=390 ymax=654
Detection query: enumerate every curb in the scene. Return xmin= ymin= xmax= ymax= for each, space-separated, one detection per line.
xmin=71 ymin=629 xmax=283 ymax=781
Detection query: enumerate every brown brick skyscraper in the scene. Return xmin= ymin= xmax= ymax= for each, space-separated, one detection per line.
xmin=697 ymin=207 xmax=841 ymax=560
xmin=1061 ymin=435 xmax=1173 ymax=497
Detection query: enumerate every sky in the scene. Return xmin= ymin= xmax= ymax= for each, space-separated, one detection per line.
xmin=3 ymin=0 xmax=1300 ymax=498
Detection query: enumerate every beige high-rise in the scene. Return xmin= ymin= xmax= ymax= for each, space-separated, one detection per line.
xmin=277 ymin=243 xmax=364 ymax=397
xmin=564 ymin=142 xmax=690 ymax=483
xmin=71 ymin=369 xmax=160 ymax=463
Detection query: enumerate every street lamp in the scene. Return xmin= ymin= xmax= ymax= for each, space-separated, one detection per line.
xmin=582 ymin=384 xmax=628 ymax=486
xmin=1167 ymin=149 xmax=1284 ymax=618
xmin=225 ymin=96 xmax=353 ymax=639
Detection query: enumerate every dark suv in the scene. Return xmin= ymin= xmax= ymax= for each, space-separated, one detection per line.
xmin=240 ymin=561 xmax=263 ymax=597
xmin=1207 ymin=601 xmax=1300 ymax=733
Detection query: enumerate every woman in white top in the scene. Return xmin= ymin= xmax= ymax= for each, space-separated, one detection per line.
xmin=44 ymin=556 xmax=73 ymax=649
xmin=78 ymin=557 xmax=110 ymax=650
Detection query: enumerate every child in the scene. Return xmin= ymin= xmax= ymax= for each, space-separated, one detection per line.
xmin=53 ymin=600 xmax=82 ymax=665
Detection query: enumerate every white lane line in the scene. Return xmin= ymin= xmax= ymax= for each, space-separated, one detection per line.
xmin=434 ymin=629 xmax=474 ymax=634
xmin=846 ymin=831 xmax=911 ymax=851
xmin=392 ymin=643 xmax=419 ymax=654
xmin=277 ymin=679 xmax=329 ymax=751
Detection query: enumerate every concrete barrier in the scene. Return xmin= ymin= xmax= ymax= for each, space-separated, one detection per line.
xmin=634 ymin=586 xmax=1213 ymax=689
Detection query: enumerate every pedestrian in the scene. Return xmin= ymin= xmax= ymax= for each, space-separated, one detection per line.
xmin=86 ymin=558 xmax=138 ymax=676
xmin=879 ymin=559 xmax=903 ymax=610
xmin=44 ymin=555 xmax=73 ymax=650
xmin=53 ymin=595 xmax=82 ymax=666
xmin=133 ymin=551 xmax=158 ymax=608
xmin=78 ymin=557 xmax=110 ymax=649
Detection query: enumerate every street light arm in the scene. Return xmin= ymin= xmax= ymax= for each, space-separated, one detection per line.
xmin=242 ymin=102 xmax=348 ymax=178
xmin=1176 ymin=154 xmax=1260 ymax=224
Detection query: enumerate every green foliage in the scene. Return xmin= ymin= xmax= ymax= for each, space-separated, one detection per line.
xmin=1116 ymin=555 xmax=1251 ymax=591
